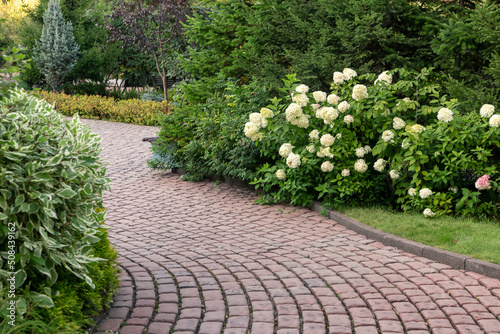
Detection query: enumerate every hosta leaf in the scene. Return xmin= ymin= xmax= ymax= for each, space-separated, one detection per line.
xmin=14 ymin=269 xmax=27 ymax=289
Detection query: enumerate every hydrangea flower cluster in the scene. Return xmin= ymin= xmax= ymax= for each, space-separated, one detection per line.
xmin=341 ymin=169 xmax=350 ymax=177
xmin=375 ymin=71 xmax=392 ymax=85
xmin=352 ymin=84 xmax=368 ymax=101
xmin=423 ymin=208 xmax=435 ymax=217
xmin=344 ymin=115 xmax=354 ymax=124
xmin=279 ymin=143 xmax=294 ymax=158
xmin=389 ymin=170 xmax=400 ymax=179
xmin=285 ymin=103 xmax=309 ymax=128
xmin=393 ymin=117 xmax=406 ymax=130
xmin=327 ymin=94 xmax=340 ymax=105
xmin=286 ymin=152 xmax=301 ymax=169
xmin=382 ymin=130 xmax=395 ymax=143
xmin=276 ymin=169 xmax=286 ymax=180
xmin=354 ymin=159 xmax=368 ymax=173
xmin=475 ymin=175 xmax=491 ymax=190
xmin=316 ymin=107 xmax=339 ymax=124
xmin=292 ymin=93 xmax=309 ymax=107
xmin=419 ymin=188 xmax=432 ymax=199
xmin=480 ymin=104 xmax=494 ymax=118
xmin=313 ymin=91 xmax=327 ymax=103
xmin=437 ymin=108 xmax=454 ymax=123
xmin=373 ymin=158 xmax=386 ymax=172
xmin=244 ymin=108 xmax=274 ymax=141
xmin=320 ymin=134 xmax=335 ymax=147
xmin=338 ymin=101 xmax=350 ymax=113
xmin=321 ymin=161 xmax=334 ymax=173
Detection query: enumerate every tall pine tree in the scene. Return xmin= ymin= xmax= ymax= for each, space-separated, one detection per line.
xmin=33 ymin=0 xmax=79 ymax=91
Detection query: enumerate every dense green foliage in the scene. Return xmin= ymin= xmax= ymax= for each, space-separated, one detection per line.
xmin=33 ymin=0 xmax=80 ymax=91
xmin=38 ymin=90 xmax=167 ymax=125
xmin=180 ymin=0 xmax=499 ymax=105
xmin=0 ymin=88 xmax=117 ymax=329
xmin=151 ymin=77 xmax=270 ymax=181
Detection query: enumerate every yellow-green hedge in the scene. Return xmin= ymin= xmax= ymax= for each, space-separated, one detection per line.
xmin=36 ymin=91 xmax=170 ymax=126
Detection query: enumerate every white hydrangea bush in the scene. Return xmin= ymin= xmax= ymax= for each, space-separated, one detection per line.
xmin=245 ymin=69 xmax=499 ymax=217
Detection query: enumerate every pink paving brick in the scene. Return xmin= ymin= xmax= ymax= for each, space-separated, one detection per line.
xmin=87 ymin=119 xmax=500 ymax=334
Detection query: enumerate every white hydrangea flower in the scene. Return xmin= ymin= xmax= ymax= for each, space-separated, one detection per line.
xmin=321 ymin=161 xmax=334 ymax=172
xmin=412 ymin=124 xmax=425 ymax=134
xmin=322 ymin=107 xmax=339 ymax=124
xmin=292 ymin=93 xmax=309 ymax=107
xmin=382 ymin=130 xmax=395 ymax=142
xmin=423 ymin=208 xmax=435 ymax=217
xmin=364 ymin=145 xmax=372 ymax=153
xmin=354 ymin=159 xmax=368 ymax=173
xmin=373 ymin=159 xmax=386 ymax=172
xmin=313 ymin=91 xmax=327 ymax=103
xmin=309 ymin=129 xmax=320 ymax=140
xmin=393 ymin=117 xmax=406 ymax=130
xmin=449 ymin=187 xmax=458 ymax=194
xmin=375 ymin=71 xmax=392 ymax=85
xmin=276 ymin=169 xmax=286 ymax=180
xmin=437 ymin=108 xmax=454 ymax=123
xmin=352 ymin=84 xmax=368 ymax=101
xmin=490 ymin=115 xmax=500 ymax=128
xmin=344 ymin=115 xmax=354 ymax=125
xmin=244 ymin=122 xmax=260 ymax=140
xmin=338 ymin=101 xmax=350 ymax=113
xmin=279 ymin=143 xmax=294 ymax=158
xmin=295 ymin=84 xmax=309 ymax=94
xmin=343 ymin=68 xmax=357 ymax=80
xmin=336 ymin=133 xmax=342 ymax=139
xmin=341 ymin=169 xmax=350 ymax=177
xmin=333 ymin=71 xmax=345 ymax=84
xmin=249 ymin=112 xmax=263 ymax=125
xmin=327 ymin=94 xmax=340 ymax=105
xmin=260 ymin=107 xmax=274 ymax=118
xmin=315 ymin=107 xmax=325 ymax=119
xmin=311 ymin=103 xmax=321 ymax=110
xmin=320 ymin=134 xmax=335 ymax=147
xmin=306 ymin=144 xmax=315 ymax=153
xmin=389 ymin=170 xmax=400 ymax=179
xmin=408 ymin=188 xmax=417 ymax=197
xmin=294 ymin=114 xmax=310 ymax=128
xmin=480 ymin=104 xmax=494 ymax=118
xmin=434 ymin=151 xmax=440 ymax=157
xmin=285 ymin=103 xmax=303 ymax=122
xmin=261 ymin=118 xmax=268 ymax=128
xmin=419 ymin=188 xmax=433 ymax=199
xmin=355 ymin=147 xmax=366 ymax=158
xmin=317 ymin=147 xmax=334 ymax=158
xmin=286 ymin=153 xmax=301 ymax=169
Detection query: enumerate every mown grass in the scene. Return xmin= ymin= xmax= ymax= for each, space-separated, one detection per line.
xmin=335 ymin=206 xmax=500 ymax=265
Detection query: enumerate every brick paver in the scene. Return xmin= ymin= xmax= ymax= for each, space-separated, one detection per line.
xmin=86 ymin=119 xmax=500 ymax=334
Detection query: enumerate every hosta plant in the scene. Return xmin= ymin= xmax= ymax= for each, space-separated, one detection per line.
xmin=247 ymin=68 xmax=499 ymax=219
xmin=0 ymin=89 xmax=110 ymax=317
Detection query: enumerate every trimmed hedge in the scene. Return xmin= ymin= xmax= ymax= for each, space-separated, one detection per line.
xmin=37 ymin=91 xmax=169 ymax=125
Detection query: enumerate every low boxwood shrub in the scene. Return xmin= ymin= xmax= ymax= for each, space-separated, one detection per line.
xmin=37 ymin=90 xmax=169 ymax=125
xmin=246 ymin=68 xmax=499 ymax=219
xmin=0 ymin=89 xmax=118 ymax=331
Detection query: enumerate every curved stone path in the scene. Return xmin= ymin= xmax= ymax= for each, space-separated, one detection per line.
xmin=84 ymin=119 xmax=500 ymax=334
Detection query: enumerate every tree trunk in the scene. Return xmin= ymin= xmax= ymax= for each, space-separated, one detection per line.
xmin=161 ymin=75 xmax=168 ymax=104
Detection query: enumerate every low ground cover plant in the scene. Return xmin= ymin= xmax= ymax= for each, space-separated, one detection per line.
xmin=0 ymin=88 xmax=119 ymax=332
xmin=37 ymin=90 xmax=168 ymax=125
xmin=245 ymin=68 xmax=499 ymax=219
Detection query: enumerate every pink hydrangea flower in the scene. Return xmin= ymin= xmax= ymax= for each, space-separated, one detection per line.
xmin=475 ymin=174 xmax=491 ymax=191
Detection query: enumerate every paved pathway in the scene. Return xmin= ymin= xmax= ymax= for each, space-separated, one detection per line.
xmin=84 ymin=119 xmax=500 ymax=334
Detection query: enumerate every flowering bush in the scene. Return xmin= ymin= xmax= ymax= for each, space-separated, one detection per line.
xmin=246 ymin=68 xmax=499 ymax=218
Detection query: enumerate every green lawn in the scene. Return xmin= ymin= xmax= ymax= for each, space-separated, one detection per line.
xmin=336 ymin=206 xmax=500 ymax=265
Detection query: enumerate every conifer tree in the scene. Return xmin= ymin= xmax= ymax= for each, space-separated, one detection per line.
xmin=33 ymin=0 xmax=79 ymax=91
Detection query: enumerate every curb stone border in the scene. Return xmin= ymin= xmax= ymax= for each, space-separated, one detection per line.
xmin=312 ymin=202 xmax=500 ymax=280
xmin=169 ymin=169 xmax=500 ymax=280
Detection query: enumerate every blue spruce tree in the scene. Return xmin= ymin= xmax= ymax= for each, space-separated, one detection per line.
xmin=34 ymin=0 xmax=79 ymax=91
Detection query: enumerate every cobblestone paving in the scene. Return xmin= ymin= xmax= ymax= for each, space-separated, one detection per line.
xmin=84 ymin=119 xmax=500 ymax=334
